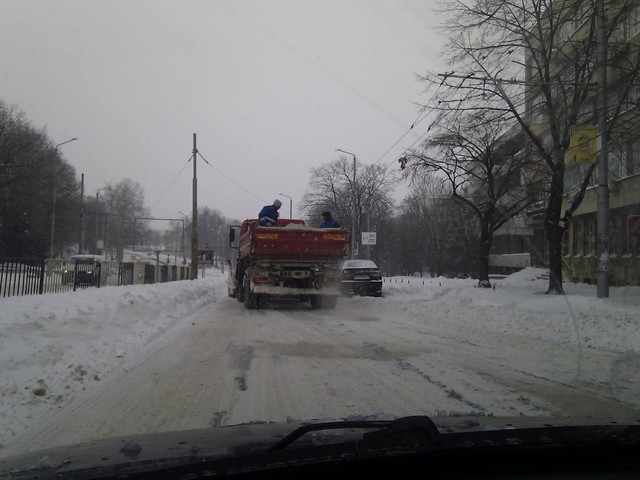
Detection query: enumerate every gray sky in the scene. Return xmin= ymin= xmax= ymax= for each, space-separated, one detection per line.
xmin=1 ymin=0 xmax=445 ymax=223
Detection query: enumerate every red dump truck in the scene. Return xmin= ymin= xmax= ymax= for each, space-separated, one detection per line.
xmin=228 ymin=219 xmax=349 ymax=309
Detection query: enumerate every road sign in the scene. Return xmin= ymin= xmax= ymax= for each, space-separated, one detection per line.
xmin=570 ymin=125 xmax=598 ymax=163
xmin=361 ymin=232 xmax=377 ymax=245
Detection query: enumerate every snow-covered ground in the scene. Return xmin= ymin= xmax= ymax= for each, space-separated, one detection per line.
xmin=1 ymin=267 xmax=639 ymax=452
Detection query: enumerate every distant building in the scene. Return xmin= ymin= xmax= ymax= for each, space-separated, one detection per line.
xmin=487 ymin=125 xmax=539 ymax=275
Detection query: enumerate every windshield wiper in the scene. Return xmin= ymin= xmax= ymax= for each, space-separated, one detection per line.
xmin=7 ymin=418 xmax=638 ymax=479
xmin=267 ymin=415 xmax=441 ymax=452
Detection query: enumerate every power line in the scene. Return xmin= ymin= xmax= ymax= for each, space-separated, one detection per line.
xmin=150 ymin=155 xmax=192 ymax=212
xmin=373 ymin=111 xmax=434 ymax=168
xmin=197 ymin=151 xmax=267 ymax=203
xmin=371 ymin=87 xmax=441 ymax=169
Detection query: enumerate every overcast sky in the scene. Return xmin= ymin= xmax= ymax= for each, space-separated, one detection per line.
xmin=1 ymin=0 xmax=446 ymax=224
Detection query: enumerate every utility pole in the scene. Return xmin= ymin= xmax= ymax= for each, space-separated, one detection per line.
xmin=352 ymin=156 xmax=357 ymax=259
xmin=79 ymin=174 xmax=85 ymax=254
xmin=596 ymin=0 xmax=609 ymax=297
xmin=191 ymin=133 xmax=199 ymax=280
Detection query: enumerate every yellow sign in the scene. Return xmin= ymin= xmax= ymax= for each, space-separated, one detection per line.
xmin=570 ymin=126 xmax=598 ymax=163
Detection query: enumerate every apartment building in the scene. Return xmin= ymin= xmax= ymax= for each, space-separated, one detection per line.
xmin=520 ymin=0 xmax=640 ymax=286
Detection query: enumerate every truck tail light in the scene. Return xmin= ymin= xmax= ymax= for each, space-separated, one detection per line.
xmin=256 ymin=233 xmax=279 ymax=239
xmin=252 ymin=276 xmax=270 ymax=283
xmin=323 ymin=233 xmax=345 ymax=241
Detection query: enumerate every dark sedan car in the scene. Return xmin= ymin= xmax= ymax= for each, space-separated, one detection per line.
xmin=340 ymin=259 xmax=382 ymax=297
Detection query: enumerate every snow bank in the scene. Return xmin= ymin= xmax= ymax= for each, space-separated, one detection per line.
xmin=1 ymin=266 xmax=638 ymax=449
xmin=0 ymin=273 xmax=224 ymax=447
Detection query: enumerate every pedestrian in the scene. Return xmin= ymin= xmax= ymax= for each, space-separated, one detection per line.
xmin=258 ymin=199 xmax=282 ymax=226
xmin=320 ymin=211 xmax=341 ymax=228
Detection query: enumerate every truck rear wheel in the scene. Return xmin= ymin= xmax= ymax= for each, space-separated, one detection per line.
xmin=236 ymin=274 xmax=245 ymax=302
xmin=244 ymin=277 xmax=258 ymax=310
xmin=236 ymin=283 xmax=245 ymax=302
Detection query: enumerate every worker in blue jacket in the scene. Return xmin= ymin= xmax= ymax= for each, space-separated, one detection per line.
xmin=320 ymin=211 xmax=341 ymax=228
xmin=258 ymin=199 xmax=282 ymax=226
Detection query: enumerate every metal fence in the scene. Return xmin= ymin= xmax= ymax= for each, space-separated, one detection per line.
xmin=0 ymin=258 xmax=191 ymax=298
xmin=0 ymin=258 xmax=45 ymax=297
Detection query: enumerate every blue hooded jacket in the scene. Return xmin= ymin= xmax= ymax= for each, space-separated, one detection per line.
xmin=258 ymin=202 xmax=280 ymax=226
xmin=320 ymin=211 xmax=341 ymax=228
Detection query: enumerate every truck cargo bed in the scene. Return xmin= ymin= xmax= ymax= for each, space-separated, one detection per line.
xmin=238 ymin=220 xmax=347 ymax=261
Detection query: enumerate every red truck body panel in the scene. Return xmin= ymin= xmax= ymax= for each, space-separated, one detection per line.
xmin=238 ymin=219 xmax=347 ymax=262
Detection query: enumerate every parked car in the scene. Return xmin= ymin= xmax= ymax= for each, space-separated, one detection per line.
xmin=339 ymin=259 xmax=382 ymax=297
xmin=66 ymin=255 xmax=103 ymax=287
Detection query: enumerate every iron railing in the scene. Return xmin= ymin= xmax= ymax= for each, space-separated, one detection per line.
xmin=0 ymin=258 xmax=191 ymax=298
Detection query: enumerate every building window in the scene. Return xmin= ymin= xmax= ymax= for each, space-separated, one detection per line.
xmin=578 ymin=98 xmax=595 ymax=122
xmin=565 ymin=160 xmax=596 ymax=193
xmin=573 ymin=221 xmax=583 ymax=255
xmin=628 ymin=80 xmax=640 ymax=106
xmin=575 ymin=0 xmax=594 ymax=27
xmin=609 ymin=147 xmax=624 ymax=181
xmin=631 ymin=139 xmax=640 ymax=175
xmin=584 ymin=220 xmax=595 ymax=255
xmin=627 ymin=3 xmax=640 ymax=40
xmin=530 ymin=91 xmax=547 ymax=123
xmin=557 ymin=20 xmax=574 ymax=45
xmin=611 ymin=214 xmax=622 ymax=256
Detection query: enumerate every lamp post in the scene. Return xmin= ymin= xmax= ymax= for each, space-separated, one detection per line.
xmin=49 ymin=137 xmax=78 ymax=258
xmin=178 ymin=211 xmax=189 ymax=265
xmin=336 ymin=148 xmax=357 ymax=259
xmin=278 ymin=193 xmax=293 ymax=219
xmin=95 ymin=186 xmax=110 ymax=253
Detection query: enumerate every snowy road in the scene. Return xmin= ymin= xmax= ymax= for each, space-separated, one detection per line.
xmin=4 ymin=276 xmax=639 ymax=457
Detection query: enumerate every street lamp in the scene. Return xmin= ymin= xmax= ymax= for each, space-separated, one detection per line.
xmin=95 ymin=186 xmax=110 ymax=253
xmin=335 ymin=148 xmax=357 ymax=259
xmin=178 ymin=211 xmax=189 ymax=264
xmin=278 ymin=193 xmax=293 ymax=219
xmin=49 ymin=137 xmax=79 ymax=258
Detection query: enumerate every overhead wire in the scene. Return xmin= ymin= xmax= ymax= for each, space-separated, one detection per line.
xmin=152 ymin=69 xmax=440 ymax=215
xmin=149 ymin=155 xmax=193 ymax=212
xmin=370 ymin=80 xmax=443 ymax=170
xmin=150 ymin=150 xmax=268 ymax=216
xmin=372 ymin=109 xmax=434 ymax=169
xmin=220 ymin=1 xmax=442 ymax=180
xmin=152 ymin=106 xmax=435 ymax=216
xmin=197 ymin=151 xmax=267 ymax=203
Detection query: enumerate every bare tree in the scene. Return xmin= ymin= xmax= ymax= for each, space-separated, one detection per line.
xmin=419 ymin=0 xmax=640 ymax=293
xmin=103 ymin=179 xmax=149 ymax=261
xmin=303 ymin=156 xmax=396 ymax=258
xmin=303 ymin=157 xmax=357 ymax=227
xmin=196 ymin=207 xmax=231 ymax=264
xmin=176 ymin=207 xmax=240 ymax=265
xmin=400 ymin=111 xmax=541 ymax=286
xmin=377 ymin=214 xmax=418 ymax=275
xmin=399 ymin=175 xmax=478 ymax=278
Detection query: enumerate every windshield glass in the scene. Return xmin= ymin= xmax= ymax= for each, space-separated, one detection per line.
xmin=1 ymin=0 xmax=639 ymax=471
